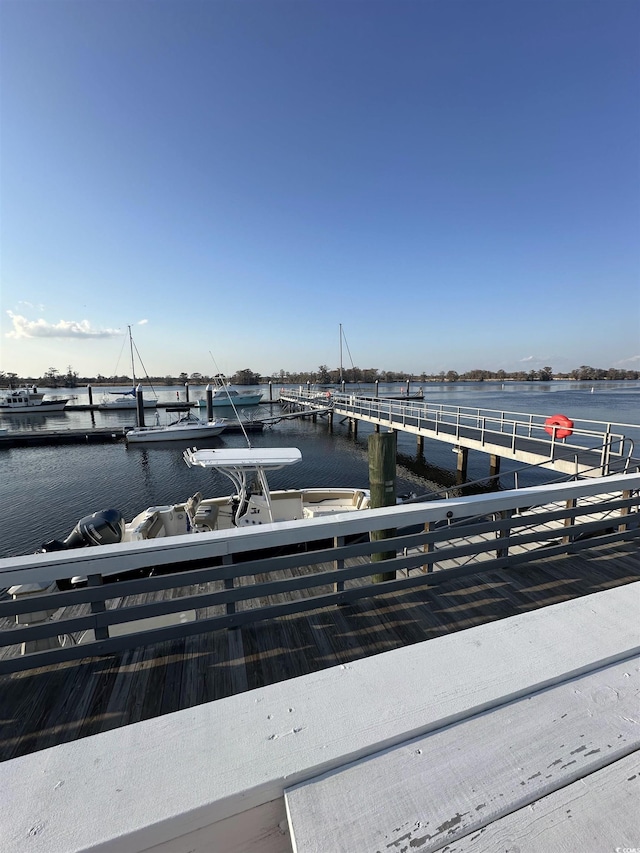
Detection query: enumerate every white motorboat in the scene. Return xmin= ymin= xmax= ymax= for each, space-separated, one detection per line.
xmin=0 ymin=386 xmax=69 ymax=413
xmin=197 ymin=387 xmax=264 ymax=408
xmin=180 ymin=447 xmax=370 ymax=528
xmin=108 ymin=448 xmax=368 ymax=538
xmin=125 ymin=409 xmax=227 ymax=443
xmin=42 ymin=448 xmax=371 ymax=583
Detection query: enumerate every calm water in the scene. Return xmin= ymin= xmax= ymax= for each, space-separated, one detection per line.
xmin=1 ymin=381 xmax=638 ymax=558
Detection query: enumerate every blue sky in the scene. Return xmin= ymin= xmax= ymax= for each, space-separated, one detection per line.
xmin=1 ymin=0 xmax=638 ymax=379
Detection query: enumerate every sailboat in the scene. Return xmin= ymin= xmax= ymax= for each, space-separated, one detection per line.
xmin=98 ymin=326 xmax=159 ymax=410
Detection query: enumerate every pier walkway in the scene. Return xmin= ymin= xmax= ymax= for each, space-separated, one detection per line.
xmin=280 ymin=389 xmax=639 ymax=477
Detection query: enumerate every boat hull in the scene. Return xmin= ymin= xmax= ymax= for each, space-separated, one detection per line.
xmin=125 ymin=424 xmax=226 ymax=443
xmin=0 ymin=399 xmax=69 ymax=413
xmin=99 ymin=399 xmax=158 ymax=410
xmin=198 ymin=392 xmax=263 ymax=407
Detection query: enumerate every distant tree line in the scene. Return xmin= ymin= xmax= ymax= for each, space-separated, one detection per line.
xmin=1 ymin=363 xmax=638 ymax=388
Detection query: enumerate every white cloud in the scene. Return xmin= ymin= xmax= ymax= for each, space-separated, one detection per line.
xmin=6 ymin=312 xmax=121 ymax=340
xmin=519 ymin=355 xmax=553 ymax=365
xmin=614 ymin=354 xmax=640 ymax=365
xmin=137 ymin=319 xmax=149 ymax=325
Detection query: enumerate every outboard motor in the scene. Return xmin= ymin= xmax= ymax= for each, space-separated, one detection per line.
xmin=41 ymin=509 xmax=125 ymax=552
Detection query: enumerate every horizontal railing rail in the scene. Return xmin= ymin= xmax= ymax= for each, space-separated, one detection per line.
xmin=281 ymin=389 xmax=639 ymax=475
xmin=402 ymin=438 xmax=639 ymax=504
xmin=0 ymin=473 xmax=638 ymax=674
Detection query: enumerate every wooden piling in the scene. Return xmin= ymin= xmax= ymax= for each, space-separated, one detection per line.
xmin=369 ymin=431 xmax=397 ymax=582
xmin=87 ymin=385 xmax=93 ymax=406
xmin=417 ymin=435 xmax=424 ymax=455
xmin=205 ymin=385 xmax=213 ymax=421
xmin=489 ymin=454 xmax=501 ymax=482
xmin=136 ymin=385 xmax=145 ymax=427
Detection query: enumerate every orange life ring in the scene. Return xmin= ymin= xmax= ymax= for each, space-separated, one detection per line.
xmin=544 ymin=414 xmax=574 ymax=439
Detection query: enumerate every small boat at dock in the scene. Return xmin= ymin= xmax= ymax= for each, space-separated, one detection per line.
xmin=383 ymin=388 xmax=425 ymax=401
xmin=40 ymin=447 xmax=371 ymax=583
xmin=98 ymin=325 xmax=158 ymax=409
xmin=196 ymin=385 xmax=263 ymax=408
xmin=124 ymin=408 xmax=227 ymax=443
xmin=98 ymin=390 xmax=158 ymax=409
xmin=0 ymin=385 xmax=69 ymax=413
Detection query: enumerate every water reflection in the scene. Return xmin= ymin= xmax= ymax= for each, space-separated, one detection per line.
xmin=0 ymin=411 xmax=70 ymax=432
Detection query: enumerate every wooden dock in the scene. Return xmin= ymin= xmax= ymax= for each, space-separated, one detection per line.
xmin=0 ymin=426 xmax=128 ymax=446
xmin=1 ymin=538 xmax=638 ymax=763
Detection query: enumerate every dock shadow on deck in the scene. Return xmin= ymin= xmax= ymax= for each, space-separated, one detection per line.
xmin=1 ymin=540 xmax=638 ymax=763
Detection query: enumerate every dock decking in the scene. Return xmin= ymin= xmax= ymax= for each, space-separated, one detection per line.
xmin=1 ymin=538 xmax=638 ymax=764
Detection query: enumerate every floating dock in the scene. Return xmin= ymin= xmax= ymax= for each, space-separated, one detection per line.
xmin=0 ymin=426 xmax=127 ymax=447
xmin=0 ymin=420 xmax=265 ymax=448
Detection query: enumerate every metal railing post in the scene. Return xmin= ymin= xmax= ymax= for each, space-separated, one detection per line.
xmin=496 ymin=509 xmax=512 ymax=559
xmin=88 ymin=573 xmax=109 ymax=641
xmin=562 ymin=498 xmax=577 ymax=546
xmin=421 ymin=522 xmax=434 ymax=573
xmin=223 ymin=554 xmax=235 ymax=615
xmin=333 ymin=536 xmax=345 ymax=593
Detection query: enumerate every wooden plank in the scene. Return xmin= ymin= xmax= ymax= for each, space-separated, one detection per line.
xmin=284 ymin=657 xmax=640 ymax=853
xmin=450 ymin=750 xmax=640 ymax=852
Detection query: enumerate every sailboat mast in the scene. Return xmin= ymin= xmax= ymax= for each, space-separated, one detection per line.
xmin=339 ymin=323 xmax=343 ymax=385
xmin=128 ymin=325 xmax=136 ymax=387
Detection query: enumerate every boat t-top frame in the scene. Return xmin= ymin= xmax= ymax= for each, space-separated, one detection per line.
xmin=183 ymin=447 xmax=302 ymax=524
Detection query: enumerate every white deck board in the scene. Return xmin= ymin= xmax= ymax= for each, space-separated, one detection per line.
xmin=450 ymin=750 xmax=640 ymax=852
xmin=284 ymin=658 xmax=640 ymax=853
